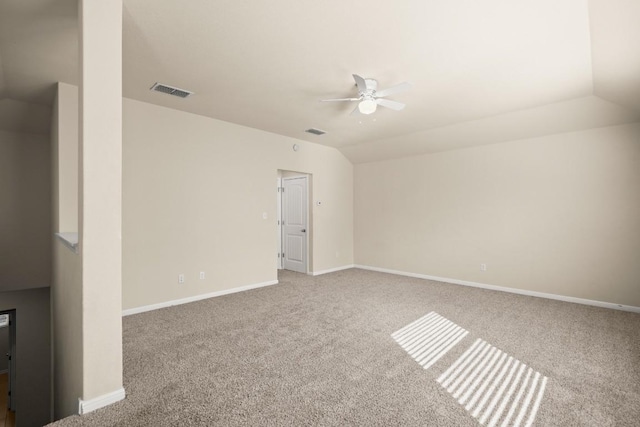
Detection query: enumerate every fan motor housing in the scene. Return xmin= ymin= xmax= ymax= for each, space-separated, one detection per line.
xmin=364 ymin=78 xmax=378 ymax=92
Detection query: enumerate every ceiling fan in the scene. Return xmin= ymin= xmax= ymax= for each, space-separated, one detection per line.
xmin=321 ymin=74 xmax=412 ymax=115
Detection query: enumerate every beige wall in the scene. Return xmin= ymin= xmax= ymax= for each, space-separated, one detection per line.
xmin=0 ymin=287 xmax=51 ymax=427
xmin=52 ymin=241 xmax=83 ymax=417
xmin=51 ymin=84 xmax=83 ymax=419
xmin=123 ymin=98 xmax=353 ymax=310
xmin=52 ymin=82 xmax=79 ymax=233
xmin=0 ymin=129 xmax=52 ymax=291
xmin=355 ymin=123 xmax=640 ymax=307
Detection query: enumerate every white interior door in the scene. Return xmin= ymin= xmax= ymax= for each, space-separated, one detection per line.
xmin=282 ymin=176 xmax=308 ymax=273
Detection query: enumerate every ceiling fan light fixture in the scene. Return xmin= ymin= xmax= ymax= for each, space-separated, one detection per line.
xmin=358 ymin=99 xmax=377 ymax=115
xmin=320 ymin=74 xmax=411 ymax=116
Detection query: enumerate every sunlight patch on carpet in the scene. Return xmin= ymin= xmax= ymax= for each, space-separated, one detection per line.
xmin=392 ymin=311 xmax=469 ymax=370
xmin=437 ymin=338 xmax=548 ymax=427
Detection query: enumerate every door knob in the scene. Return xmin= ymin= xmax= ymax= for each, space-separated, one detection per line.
xmin=301 ymin=229 xmax=306 ymax=233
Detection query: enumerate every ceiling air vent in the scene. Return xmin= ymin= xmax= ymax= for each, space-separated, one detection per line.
xmin=150 ymin=82 xmax=193 ymax=98
xmin=305 ymin=128 xmax=326 ymax=136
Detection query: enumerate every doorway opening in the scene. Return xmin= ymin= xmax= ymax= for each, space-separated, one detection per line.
xmin=0 ymin=310 xmax=16 ymax=426
xmin=277 ymin=171 xmax=312 ymax=274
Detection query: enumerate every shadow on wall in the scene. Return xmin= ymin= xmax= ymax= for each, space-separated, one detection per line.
xmin=0 ymin=129 xmax=52 ymax=292
xmin=0 ymin=288 xmax=51 ymax=427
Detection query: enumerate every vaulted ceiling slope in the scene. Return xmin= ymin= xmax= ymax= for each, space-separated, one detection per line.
xmin=0 ymin=0 xmax=638 ymax=160
xmin=0 ymin=0 xmax=76 ymax=134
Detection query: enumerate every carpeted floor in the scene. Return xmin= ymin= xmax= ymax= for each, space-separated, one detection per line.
xmin=50 ymin=269 xmax=640 ymax=426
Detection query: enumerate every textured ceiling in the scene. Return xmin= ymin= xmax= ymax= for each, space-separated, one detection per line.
xmin=589 ymin=0 xmax=640 ymax=113
xmin=0 ymin=0 xmax=638 ymax=157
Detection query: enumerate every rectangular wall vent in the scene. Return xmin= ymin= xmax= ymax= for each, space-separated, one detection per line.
xmin=305 ymin=128 xmax=326 ymax=136
xmin=150 ymin=82 xmax=193 ymax=98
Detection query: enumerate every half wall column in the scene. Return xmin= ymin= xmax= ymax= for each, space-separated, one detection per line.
xmin=78 ymin=0 xmax=124 ymax=412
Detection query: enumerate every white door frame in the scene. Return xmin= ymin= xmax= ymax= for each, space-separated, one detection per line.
xmin=277 ymin=176 xmax=283 ymax=269
xmin=280 ymin=174 xmax=309 ymax=274
xmin=0 ymin=310 xmax=16 ymax=411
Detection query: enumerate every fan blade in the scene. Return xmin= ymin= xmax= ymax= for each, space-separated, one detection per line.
xmin=352 ymin=74 xmax=368 ymax=94
xmin=375 ymin=82 xmax=412 ymax=98
xmin=350 ymin=105 xmax=361 ymax=115
xmin=376 ymin=98 xmax=405 ymax=111
xmin=320 ymin=98 xmax=360 ymax=102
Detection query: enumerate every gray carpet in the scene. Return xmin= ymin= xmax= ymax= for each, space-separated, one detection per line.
xmin=50 ymin=269 xmax=640 ymax=426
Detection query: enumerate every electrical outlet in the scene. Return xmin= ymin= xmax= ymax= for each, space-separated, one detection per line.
xmin=199 ymin=272 xmax=205 ymax=280
xmin=480 ymin=264 xmax=487 ymax=271
xmin=178 ymin=274 xmax=185 ymax=284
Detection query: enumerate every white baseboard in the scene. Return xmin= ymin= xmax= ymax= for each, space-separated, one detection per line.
xmin=354 ymin=265 xmax=640 ymax=314
xmin=122 ymin=279 xmax=279 ymax=316
xmin=312 ymin=264 xmax=355 ymax=276
xmin=78 ymin=387 xmax=125 ymax=415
